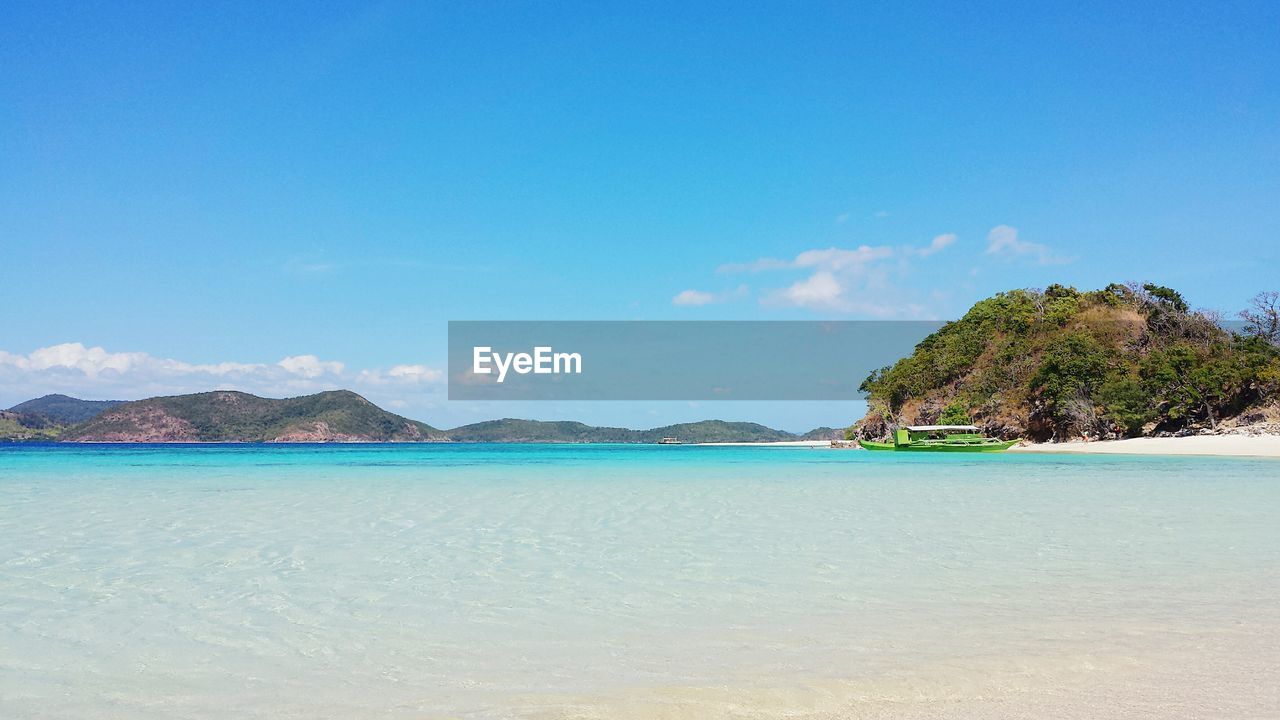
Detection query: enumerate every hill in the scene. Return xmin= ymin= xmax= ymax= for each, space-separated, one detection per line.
xmin=443 ymin=418 xmax=798 ymax=443
xmin=0 ymin=410 xmax=64 ymax=441
xmin=854 ymin=284 xmax=1280 ymax=442
xmin=8 ymin=394 xmax=123 ymax=425
xmin=446 ymin=419 xmax=637 ymax=442
xmin=62 ymin=390 xmax=444 ymax=442
xmin=3 ymin=393 xmax=827 ymax=445
xmin=798 ymin=426 xmax=844 ymax=441
xmin=634 ymin=420 xmax=794 ymax=443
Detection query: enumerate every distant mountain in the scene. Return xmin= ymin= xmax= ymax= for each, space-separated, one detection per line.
xmin=1 ymin=393 xmax=123 ymax=441
xmin=798 ymin=426 xmax=844 ymax=441
xmin=62 ymin=390 xmax=444 ymax=442
xmin=8 ymin=394 xmax=123 ymax=425
xmin=443 ymin=418 xmax=797 ymax=443
xmin=634 ymin=421 xmax=795 ymax=444
xmin=2 ymin=390 xmax=815 ymax=444
xmin=446 ymin=419 xmax=637 ymax=443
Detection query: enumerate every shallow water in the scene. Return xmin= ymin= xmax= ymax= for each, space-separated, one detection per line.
xmin=1 ymin=444 xmax=1277 ymax=718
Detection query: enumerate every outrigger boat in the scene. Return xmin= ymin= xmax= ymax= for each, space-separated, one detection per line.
xmin=858 ymin=425 xmax=1018 ymax=452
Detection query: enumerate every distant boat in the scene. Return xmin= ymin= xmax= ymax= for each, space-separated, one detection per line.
xmin=657 ymin=437 xmax=682 ymax=444
xmin=858 ymin=425 xmax=1018 ymax=452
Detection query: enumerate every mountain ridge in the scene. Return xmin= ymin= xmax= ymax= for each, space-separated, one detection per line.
xmin=61 ymin=390 xmax=443 ymax=443
xmin=8 ymin=394 xmax=124 ymax=425
xmin=3 ymin=391 xmax=827 ymax=443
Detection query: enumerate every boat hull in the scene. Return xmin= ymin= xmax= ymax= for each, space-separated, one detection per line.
xmin=858 ymin=439 xmax=1019 ymax=452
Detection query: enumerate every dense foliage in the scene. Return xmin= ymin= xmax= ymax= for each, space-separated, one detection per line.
xmin=857 ymin=284 xmax=1280 ymax=441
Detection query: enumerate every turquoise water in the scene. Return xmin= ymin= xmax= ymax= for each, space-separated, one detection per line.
xmin=1 ymin=444 xmax=1277 ymax=718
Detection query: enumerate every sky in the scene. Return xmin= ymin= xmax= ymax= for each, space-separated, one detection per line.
xmin=2 ymin=1 xmax=1278 ymax=431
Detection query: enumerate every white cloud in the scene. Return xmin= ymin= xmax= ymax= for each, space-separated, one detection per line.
xmin=719 ymin=244 xmax=895 ymax=274
xmin=671 ymin=285 xmax=748 ymax=307
xmin=672 ymin=289 xmax=716 ymax=306
xmin=835 ymin=212 xmax=850 ymax=225
xmin=21 ymin=343 xmax=145 ymax=376
xmin=911 ymin=233 xmax=957 ymax=257
xmin=358 ymin=364 xmax=445 ymax=385
xmin=985 ymin=225 xmax=1073 ymax=265
xmin=765 ymin=270 xmax=845 ymax=310
xmin=388 ymin=364 xmax=442 ymax=381
xmin=1 ymin=343 xmax=265 ymax=379
xmin=278 ymin=355 xmax=345 ymax=378
xmin=0 ymin=343 xmax=442 ymax=407
xmin=793 ymin=246 xmax=895 ymax=271
xmin=716 ymin=236 xmax=954 ymax=317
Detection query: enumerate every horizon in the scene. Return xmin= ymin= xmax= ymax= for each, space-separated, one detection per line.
xmin=6 ymin=388 xmax=847 ymax=435
xmin=4 ymin=2 xmax=1278 ymax=429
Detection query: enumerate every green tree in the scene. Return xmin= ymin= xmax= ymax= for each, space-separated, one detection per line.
xmin=1143 ymin=283 xmax=1189 ymax=314
xmin=1030 ymin=332 xmax=1111 ymax=431
xmin=939 ymin=400 xmax=971 ymax=425
xmin=1141 ymin=343 xmax=1247 ymax=429
xmin=1095 ymin=377 xmax=1151 ymax=436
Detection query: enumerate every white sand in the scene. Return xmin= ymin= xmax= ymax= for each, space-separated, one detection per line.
xmin=705 ymin=435 xmax=1280 ymax=456
xmin=1012 ymin=434 xmax=1280 ymax=458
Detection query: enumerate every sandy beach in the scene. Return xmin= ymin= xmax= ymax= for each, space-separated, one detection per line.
xmin=708 ymin=435 xmax=1280 ymax=457
xmin=1013 ymin=434 xmax=1280 ymax=458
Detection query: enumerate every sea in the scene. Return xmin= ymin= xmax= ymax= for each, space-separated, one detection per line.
xmin=1 ymin=443 xmax=1277 ymax=719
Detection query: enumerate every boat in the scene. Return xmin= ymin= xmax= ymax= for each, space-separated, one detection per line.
xmin=857 ymin=425 xmax=1018 ymax=452
xmin=656 ymin=437 xmax=682 ymax=444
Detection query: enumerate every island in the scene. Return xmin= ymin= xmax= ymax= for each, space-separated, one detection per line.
xmin=853 ymin=283 xmax=1280 ymax=445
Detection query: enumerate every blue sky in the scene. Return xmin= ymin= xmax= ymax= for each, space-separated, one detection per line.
xmin=2 ymin=1 xmax=1278 ymax=430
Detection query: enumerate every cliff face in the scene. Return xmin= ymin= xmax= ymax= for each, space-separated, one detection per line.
xmin=855 ymin=284 xmax=1280 ymax=442
xmin=62 ymin=390 xmax=443 ymax=442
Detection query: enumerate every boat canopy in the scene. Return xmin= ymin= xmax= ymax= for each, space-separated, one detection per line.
xmin=904 ymin=425 xmax=979 ymax=432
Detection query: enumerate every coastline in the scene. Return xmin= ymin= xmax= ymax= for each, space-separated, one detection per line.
xmin=1012 ymin=434 xmax=1280 ymax=458
xmin=710 ymin=434 xmax=1280 ymax=457
xmin=11 ymin=436 xmax=1280 ymax=457
xmin=708 ymin=434 xmax=1280 ymax=457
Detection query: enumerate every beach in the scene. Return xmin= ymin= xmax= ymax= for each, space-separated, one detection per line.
xmin=1013 ymin=433 xmax=1280 ymax=458
xmin=2 ymin=443 xmax=1277 ymax=719
xmin=709 ymin=434 xmax=1280 ymax=458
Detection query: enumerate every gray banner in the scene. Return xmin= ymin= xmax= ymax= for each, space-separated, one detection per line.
xmin=448 ymin=321 xmax=943 ymax=400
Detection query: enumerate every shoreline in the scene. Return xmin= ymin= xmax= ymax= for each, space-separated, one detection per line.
xmin=1010 ymin=434 xmax=1280 ymax=458
xmin=7 ymin=436 xmax=1280 ymax=457
xmin=704 ymin=434 xmax=1280 ymax=457
xmin=708 ymin=434 xmax=1280 ymax=457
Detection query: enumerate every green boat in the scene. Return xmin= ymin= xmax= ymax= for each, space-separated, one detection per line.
xmin=858 ymin=425 xmax=1019 ymax=452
